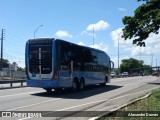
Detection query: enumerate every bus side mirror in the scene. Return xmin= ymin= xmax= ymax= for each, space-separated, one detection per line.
xmin=110 ymin=61 xmax=114 ymax=69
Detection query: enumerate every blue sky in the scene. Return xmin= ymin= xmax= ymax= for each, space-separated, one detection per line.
xmin=0 ymin=0 xmax=160 ymax=68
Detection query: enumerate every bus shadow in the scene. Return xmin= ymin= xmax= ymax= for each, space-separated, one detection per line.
xmin=31 ymin=85 xmax=122 ymax=99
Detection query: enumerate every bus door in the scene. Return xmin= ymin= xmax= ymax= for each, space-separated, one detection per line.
xmin=59 ymin=60 xmax=73 ymax=87
xmin=68 ymin=61 xmax=73 ymax=78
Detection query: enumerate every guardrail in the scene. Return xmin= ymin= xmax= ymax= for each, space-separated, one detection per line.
xmin=0 ymin=80 xmax=26 ymax=88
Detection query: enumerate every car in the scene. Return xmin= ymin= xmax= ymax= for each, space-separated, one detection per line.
xmin=152 ymin=72 xmax=158 ymax=76
xmin=111 ymin=72 xmax=117 ymax=78
xmin=122 ymin=72 xmax=129 ymax=77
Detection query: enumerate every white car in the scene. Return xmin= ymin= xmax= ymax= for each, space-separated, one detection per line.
xmin=122 ymin=72 xmax=129 ymax=77
xmin=111 ymin=72 xmax=117 ymax=78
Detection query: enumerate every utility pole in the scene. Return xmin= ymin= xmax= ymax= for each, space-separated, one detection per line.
xmin=93 ymin=26 xmax=94 ymax=47
xmin=1 ymin=29 xmax=5 ymax=71
xmin=151 ymin=54 xmax=153 ymax=73
xmin=151 ymin=54 xmax=153 ymax=68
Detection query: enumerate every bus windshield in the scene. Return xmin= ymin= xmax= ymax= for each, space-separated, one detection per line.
xmin=28 ymin=40 xmax=52 ymax=75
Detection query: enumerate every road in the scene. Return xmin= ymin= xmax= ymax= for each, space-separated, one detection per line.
xmin=0 ymin=76 xmax=160 ymax=120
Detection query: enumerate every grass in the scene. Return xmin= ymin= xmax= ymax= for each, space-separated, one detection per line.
xmin=98 ymin=88 xmax=160 ymax=120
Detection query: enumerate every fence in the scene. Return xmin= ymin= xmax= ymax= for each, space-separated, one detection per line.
xmin=0 ymin=80 xmax=26 ymax=89
xmin=0 ymin=68 xmax=26 ymax=80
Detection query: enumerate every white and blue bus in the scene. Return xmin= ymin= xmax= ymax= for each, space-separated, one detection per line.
xmin=25 ymin=38 xmax=114 ymax=92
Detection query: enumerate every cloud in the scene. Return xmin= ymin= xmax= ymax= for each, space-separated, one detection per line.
xmin=118 ymin=8 xmax=127 ymax=11
xmin=77 ymin=41 xmax=85 ymax=46
xmin=111 ymin=28 xmax=132 ymax=47
xmin=145 ymin=30 xmax=160 ymax=45
xmin=131 ymin=29 xmax=160 ymax=56
xmin=90 ymin=42 xmax=109 ymax=53
xmin=111 ymin=56 xmax=129 ymax=68
xmin=111 ymin=28 xmax=160 ymax=60
xmin=55 ymin=30 xmax=73 ymax=38
xmin=131 ymin=46 xmax=152 ymax=56
xmin=86 ymin=20 xmax=109 ymax=31
xmin=80 ymin=30 xmax=96 ymax=38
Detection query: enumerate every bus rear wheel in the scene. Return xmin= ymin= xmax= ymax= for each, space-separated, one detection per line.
xmin=100 ymin=77 xmax=108 ymax=86
xmin=72 ymin=78 xmax=78 ymax=91
xmin=79 ymin=79 xmax=85 ymax=90
xmin=45 ymin=88 xmax=52 ymax=93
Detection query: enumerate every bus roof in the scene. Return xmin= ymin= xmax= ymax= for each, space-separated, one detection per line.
xmin=28 ymin=38 xmax=55 ymax=41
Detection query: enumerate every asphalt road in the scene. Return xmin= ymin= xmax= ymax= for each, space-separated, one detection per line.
xmin=0 ymin=76 xmax=160 ymax=120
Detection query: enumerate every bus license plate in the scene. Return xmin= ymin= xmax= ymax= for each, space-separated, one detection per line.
xmin=37 ymin=82 xmax=43 ymax=85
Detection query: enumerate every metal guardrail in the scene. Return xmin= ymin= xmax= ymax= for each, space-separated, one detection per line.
xmin=0 ymin=80 xmax=26 ymax=88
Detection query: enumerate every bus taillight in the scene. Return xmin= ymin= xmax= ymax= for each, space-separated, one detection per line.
xmin=52 ymin=67 xmax=58 ymax=80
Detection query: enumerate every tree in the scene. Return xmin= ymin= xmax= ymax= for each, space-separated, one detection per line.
xmin=122 ymin=0 xmax=160 ymax=47
xmin=17 ymin=67 xmax=25 ymax=72
xmin=120 ymin=58 xmax=143 ymax=72
xmin=0 ymin=59 xmax=9 ymax=69
xmin=143 ymin=64 xmax=152 ymax=74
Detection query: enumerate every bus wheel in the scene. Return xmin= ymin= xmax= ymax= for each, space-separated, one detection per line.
xmin=79 ymin=79 xmax=85 ymax=90
xmin=72 ymin=79 xmax=78 ymax=91
xmin=101 ymin=77 xmax=107 ymax=86
xmin=45 ymin=88 xmax=52 ymax=93
xmin=54 ymin=88 xmax=63 ymax=92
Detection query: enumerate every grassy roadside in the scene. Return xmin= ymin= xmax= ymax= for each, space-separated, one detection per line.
xmin=99 ymin=88 xmax=160 ymax=120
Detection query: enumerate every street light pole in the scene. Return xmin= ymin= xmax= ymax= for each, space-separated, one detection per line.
xmin=118 ymin=33 xmax=120 ymax=74
xmin=34 ymin=25 xmax=43 ymax=38
xmin=117 ymin=31 xmax=122 ymax=75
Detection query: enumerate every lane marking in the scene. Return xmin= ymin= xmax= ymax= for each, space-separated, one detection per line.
xmin=0 ymin=91 xmax=43 ymax=98
xmin=57 ymin=99 xmax=108 ymax=111
xmin=7 ymin=98 xmax=61 ymax=111
xmin=88 ymin=86 xmax=160 ymax=120
xmin=57 ymin=86 xmax=160 ymax=111
xmin=17 ymin=99 xmax=109 ymax=120
xmin=17 ymin=86 xmax=160 ymax=120
xmin=109 ymin=86 xmax=160 ymax=101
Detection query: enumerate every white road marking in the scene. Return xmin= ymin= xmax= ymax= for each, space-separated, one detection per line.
xmin=4 ymin=79 xmax=158 ymax=120
xmin=17 ymin=98 xmax=109 ymax=120
xmin=7 ymin=98 xmax=61 ymax=111
xmin=18 ymin=86 xmax=160 ymax=120
xmin=0 ymin=91 xmax=43 ymax=98
xmin=109 ymin=86 xmax=160 ymax=101
xmin=57 ymin=99 xmax=108 ymax=111
xmin=55 ymin=86 xmax=160 ymax=111
xmin=88 ymin=86 xmax=160 ymax=120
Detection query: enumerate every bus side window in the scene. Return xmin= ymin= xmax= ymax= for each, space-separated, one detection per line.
xmin=73 ymin=61 xmax=80 ymax=71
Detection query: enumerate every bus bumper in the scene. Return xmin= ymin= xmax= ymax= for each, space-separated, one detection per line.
xmin=26 ymin=79 xmax=60 ymax=89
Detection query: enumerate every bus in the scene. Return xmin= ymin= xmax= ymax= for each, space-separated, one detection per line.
xmin=25 ymin=38 xmax=114 ymax=92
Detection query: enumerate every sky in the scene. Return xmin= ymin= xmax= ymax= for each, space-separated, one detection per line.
xmin=0 ymin=0 xmax=160 ymax=68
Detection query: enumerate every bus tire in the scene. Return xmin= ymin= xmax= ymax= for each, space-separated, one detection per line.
xmin=101 ymin=77 xmax=107 ymax=86
xmin=54 ymin=88 xmax=63 ymax=92
xmin=72 ymin=78 xmax=78 ymax=91
xmin=45 ymin=88 xmax=52 ymax=93
xmin=79 ymin=78 xmax=85 ymax=90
